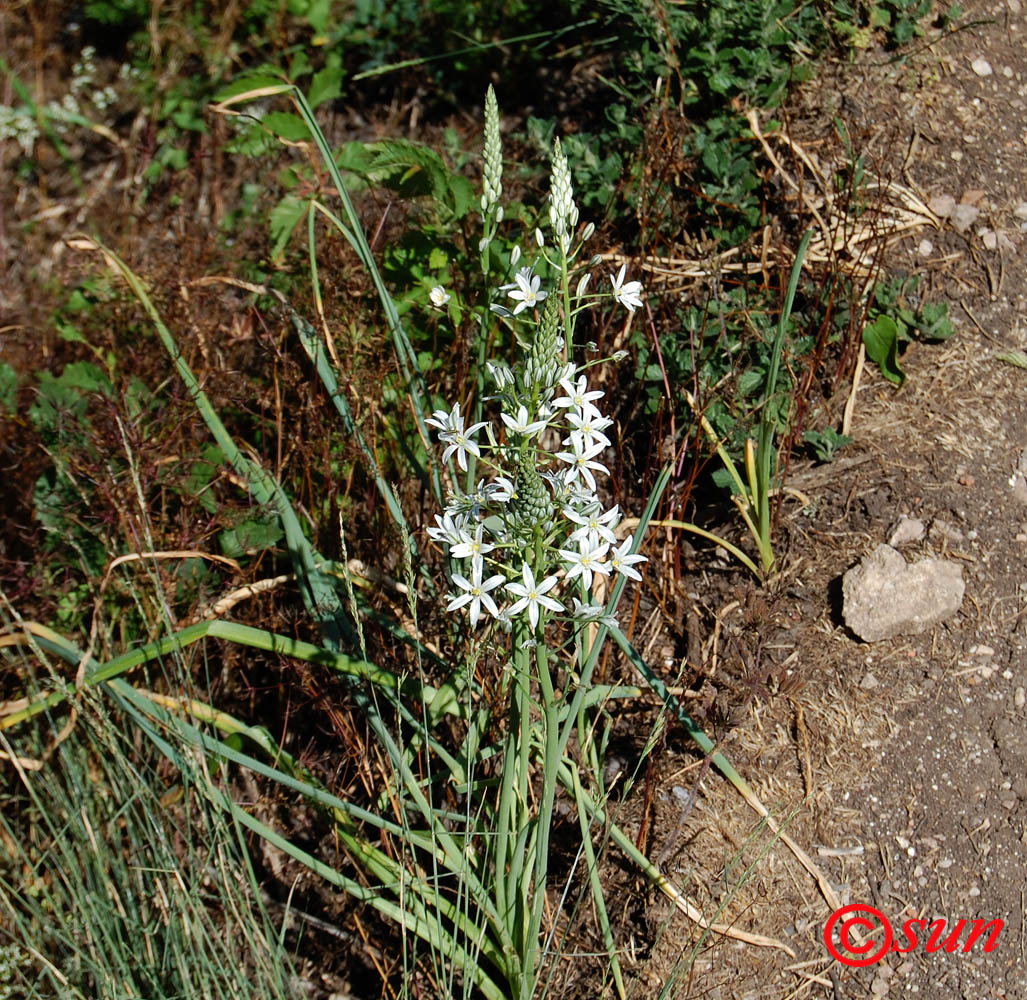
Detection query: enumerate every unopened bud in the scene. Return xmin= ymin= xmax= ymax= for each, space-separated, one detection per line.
xmin=510 ymin=244 xmax=521 ymax=267
xmin=613 ymin=350 xmax=629 ymax=363
xmin=581 ymin=221 xmax=595 ymax=242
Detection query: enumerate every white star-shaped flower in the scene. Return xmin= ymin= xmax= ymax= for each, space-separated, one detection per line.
xmin=485 ymin=476 xmax=517 ymax=503
xmin=552 ymin=375 xmax=604 ymax=417
xmin=449 ymin=522 xmax=496 ymax=566
xmin=558 ymin=536 xmax=611 ymax=591
xmin=426 ymin=402 xmax=487 ymax=472
xmin=570 ymin=599 xmax=618 ymax=628
xmin=446 ymin=561 xmax=505 ymax=627
xmin=554 ymin=432 xmax=609 ymax=492
xmin=429 ymin=285 xmax=451 ymax=308
xmin=610 ymin=263 xmax=643 ymax=313
xmin=563 ymin=407 xmax=613 ymax=450
xmin=507 ymin=268 xmax=547 ymax=315
xmin=500 ymin=404 xmax=547 ymax=437
xmin=610 ymin=535 xmax=647 ymax=581
xmin=505 ymin=563 xmax=563 ymax=630
xmin=564 ymin=503 xmax=620 ymax=547
xmin=427 ymin=512 xmax=468 ymax=546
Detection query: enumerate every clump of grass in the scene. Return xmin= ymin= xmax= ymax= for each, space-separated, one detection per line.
xmin=0 ymin=676 xmax=296 ymax=1000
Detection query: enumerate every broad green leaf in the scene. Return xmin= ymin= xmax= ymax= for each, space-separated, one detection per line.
xmin=308 ymin=66 xmax=342 ymax=109
xmin=219 ymin=517 xmax=285 ymax=558
xmin=263 ymin=111 xmax=310 ymax=142
xmin=269 ymin=196 xmax=308 ymax=262
xmin=863 ymin=315 xmax=905 ymax=385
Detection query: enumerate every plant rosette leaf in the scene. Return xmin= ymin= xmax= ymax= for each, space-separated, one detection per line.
xmin=863 ymin=314 xmax=905 ymax=385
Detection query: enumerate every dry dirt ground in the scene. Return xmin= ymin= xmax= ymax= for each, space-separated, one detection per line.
xmin=654 ymin=3 xmax=1027 ymax=997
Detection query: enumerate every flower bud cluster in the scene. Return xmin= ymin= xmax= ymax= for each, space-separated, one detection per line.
xmin=548 ymin=138 xmax=578 ymax=254
xmin=481 ymin=85 xmax=503 ymax=216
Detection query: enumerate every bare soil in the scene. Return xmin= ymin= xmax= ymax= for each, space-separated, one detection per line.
xmin=640 ymin=3 xmax=1027 ymax=997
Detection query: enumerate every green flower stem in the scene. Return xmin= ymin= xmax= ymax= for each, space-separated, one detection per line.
xmin=571 ymin=766 xmax=626 ymax=1000
xmin=520 ymin=631 xmax=560 ymax=1000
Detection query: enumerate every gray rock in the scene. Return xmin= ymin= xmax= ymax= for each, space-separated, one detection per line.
xmin=842 ymin=544 xmax=965 ymax=642
xmin=888 ymin=515 xmax=925 ymax=546
xmin=950 ymin=203 xmax=980 ymax=233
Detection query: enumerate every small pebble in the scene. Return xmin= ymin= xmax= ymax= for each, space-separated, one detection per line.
xmin=861 ymin=673 xmax=879 ymax=690
xmin=889 ymin=516 xmax=925 ymax=546
xmin=917 ymin=238 xmax=933 ymax=257
xmin=929 ymin=194 xmax=955 ymax=217
xmin=971 ymin=57 xmax=993 ymax=76
xmin=871 ymin=975 xmax=890 ymax=996
xmin=1014 ymin=687 xmax=1025 ymax=709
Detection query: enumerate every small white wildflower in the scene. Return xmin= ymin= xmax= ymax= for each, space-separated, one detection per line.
xmin=553 ymin=375 xmax=604 ymax=417
xmin=610 ymin=536 xmax=647 ymax=581
xmin=558 ymin=536 xmax=611 ymax=591
xmin=505 ymin=564 xmax=563 ymax=630
xmin=486 ymin=476 xmax=517 ymax=503
xmin=554 ymin=433 xmax=609 ymax=492
xmin=500 ymin=404 xmax=548 ymax=437
xmin=565 ymin=503 xmax=620 ymax=546
xmin=610 ymin=263 xmax=644 ymax=313
xmin=450 ymin=522 xmax=496 ymax=564
xmin=447 ymin=562 xmax=506 ymax=628
xmin=425 ymin=403 xmax=458 ymax=434
xmin=507 ymin=269 xmax=547 ymax=315
xmin=427 ymin=512 xmax=468 ymax=546
xmin=429 ymin=285 xmax=451 ymax=308
xmin=571 ymin=599 xmax=618 ymax=628
xmin=563 ymin=408 xmax=613 ymax=450
xmin=427 ymin=402 xmax=487 ymax=472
